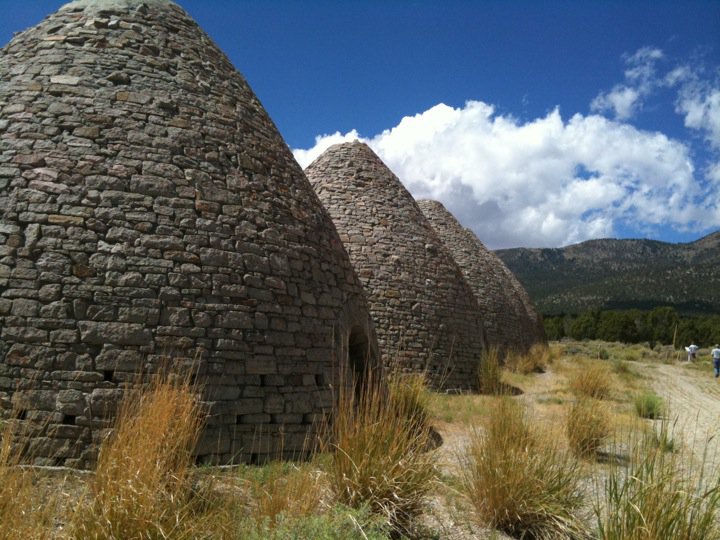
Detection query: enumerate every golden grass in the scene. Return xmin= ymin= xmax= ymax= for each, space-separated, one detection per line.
xmin=3 ymin=339 xmax=718 ymax=539
xmin=0 ymin=418 xmax=57 ymax=540
xmin=566 ymin=398 xmax=612 ymax=459
xmin=426 ymin=392 xmax=496 ymax=425
xmin=459 ymin=397 xmax=590 ymax=539
xmin=324 ymin=368 xmax=436 ymax=536
xmin=69 ymin=372 xmax=225 ymax=540
xmin=569 ymin=362 xmax=613 ymax=399
xmin=504 ymin=343 xmax=552 ymax=375
xmin=478 ymin=347 xmax=504 ymax=395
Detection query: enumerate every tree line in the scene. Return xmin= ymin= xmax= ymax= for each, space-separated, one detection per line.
xmin=543 ymin=307 xmax=720 ymax=347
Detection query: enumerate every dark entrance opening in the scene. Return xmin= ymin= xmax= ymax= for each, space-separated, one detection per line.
xmin=348 ymin=326 xmax=370 ymax=377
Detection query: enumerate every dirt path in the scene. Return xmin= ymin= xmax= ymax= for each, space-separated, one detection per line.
xmin=427 ymin=358 xmax=720 ymax=538
xmin=641 ymin=362 xmax=720 ymax=469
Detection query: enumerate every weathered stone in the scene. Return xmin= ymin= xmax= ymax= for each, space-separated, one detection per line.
xmin=73 ymin=126 xmax=100 ymax=139
xmin=2 ymin=326 xmax=47 ymax=343
xmin=78 ymin=321 xmax=152 ymax=346
xmin=56 ymin=389 xmax=86 ymax=415
xmin=50 ymin=75 xmax=81 ymax=85
xmin=418 ymin=200 xmax=546 ymax=355
xmin=95 ymin=349 xmax=142 ymax=371
xmin=305 ymin=142 xmax=484 ymax=390
xmin=48 ymin=214 xmax=84 ymax=226
xmin=0 ymin=0 xmax=377 ymax=468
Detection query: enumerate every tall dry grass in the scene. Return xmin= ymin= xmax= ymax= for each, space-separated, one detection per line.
xmin=596 ymin=436 xmax=720 ymax=539
xmin=566 ymin=398 xmax=611 ymax=459
xmin=0 ymin=418 xmax=56 ymax=540
xmin=459 ymin=397 xmax=590 ymax=540
xmin=478 ymin=347 xmax=504 ymax=395
xmin=504 ymin=343 xmax=553 ymax=375
xmin=69 ymin=372 xmax=225 ymax=540
xmin=569 ymin=363 xmax=612 ymax=400
xmin=324 ymin=368 xmax=436 ymax=536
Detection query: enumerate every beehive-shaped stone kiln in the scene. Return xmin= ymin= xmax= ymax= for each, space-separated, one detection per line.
xmin=0 ymin=0 xmax=378 ymax=466
xmin=305 ymin=142 xmax=485 ymax=390
xmin=418 ymin=200 xmax=545 ymax=355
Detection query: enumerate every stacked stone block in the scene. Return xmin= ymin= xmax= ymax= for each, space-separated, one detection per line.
xmin=305 ymin=142 xmax=485 ymax=390
xmin=0 ymin=0 xmax=376 ymax=467
xmin=418 ymin=200 xmax=545 ymax=355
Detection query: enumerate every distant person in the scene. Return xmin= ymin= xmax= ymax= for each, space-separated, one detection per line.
xmin=686 ymin=343 xmax=699 ymax=362
xmin=712 ymin=344 xmax=720 ymax=378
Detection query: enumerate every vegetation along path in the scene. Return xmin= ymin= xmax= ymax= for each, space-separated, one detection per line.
xmin=643 ymin=361 xmax=720 ymax=471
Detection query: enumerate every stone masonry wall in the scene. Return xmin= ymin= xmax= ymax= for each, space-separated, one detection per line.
xmin=418 ymin=200 xmax=545 ymax=355
xmin=305 ymin=142 xmax=485 ymax=391
xmin=0 ymin=0 xmax=377 ymax=467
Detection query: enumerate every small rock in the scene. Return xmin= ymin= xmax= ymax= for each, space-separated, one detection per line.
xmin=49 ymin=75 xmax=80 ymax=86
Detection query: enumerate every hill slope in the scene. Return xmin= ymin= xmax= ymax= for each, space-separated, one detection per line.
xmin=495 ymin=232 xmax=720 ymax=315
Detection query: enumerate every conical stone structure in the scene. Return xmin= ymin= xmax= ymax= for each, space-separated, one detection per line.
xmin=0 ymin=0 xmax=378 ymax=466
xmin=417 ymin=200 xmax=546 ymax=355
xmin=305 ymin=142 xmax=485 ymax=390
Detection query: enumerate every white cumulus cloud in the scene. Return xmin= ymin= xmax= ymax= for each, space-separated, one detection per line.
xmin=591 ymin=46 xmax=664 ymax=120
xmin=590 ymin=86 xmax=641 ymax=121
xmin=677 ymin=86 xmax=720 ymax=149
xmin=292 ymin=129 xmax=362 ymax=168
xmin=294 ymin=100 xmax=715 ymax=249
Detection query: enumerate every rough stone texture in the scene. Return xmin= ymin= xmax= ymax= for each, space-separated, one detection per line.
xmin=0 ymin=0 xmax=377 ymax=467
xmin=305 ymin=142 xmax=485 ymax=390
xmin=417 ymin=200 xmax=546 ymax=355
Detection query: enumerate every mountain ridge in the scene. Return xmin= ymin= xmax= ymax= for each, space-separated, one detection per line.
xmin=495 ymin=231 xmax=720 ymax=315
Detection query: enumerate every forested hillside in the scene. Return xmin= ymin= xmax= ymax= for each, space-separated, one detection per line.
xmin=496 ymin=231 xmax=720 ymax=316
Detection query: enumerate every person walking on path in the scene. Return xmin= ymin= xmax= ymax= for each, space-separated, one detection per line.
xmin=686 ymin=343 xmax=699 ymax=362
xmin=712 ymin=344 xmax=720 ymax=378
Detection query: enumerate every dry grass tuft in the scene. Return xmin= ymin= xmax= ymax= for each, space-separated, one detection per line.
xmin=0 ymin=418 xmax=56 ymax=540
xmin=596 ymin=435 xmax=720 ymax=539
xmin=505 ymin=343 xmax=551 ymax=375
xmin=69 ymin=371 xmax=225 ymax=540
xmin=478 ymin=347 xmax=504 ymax=395
xmin=566 ymin=398 xmax=611 ymax=459
xmin=460 ymin=397 xmax=590 ymax=539
xmin=387 ymin=372 xmax=433 ymax=439
xmin=569 ymin=362 xmax=612 ymax=400
xmin=324 ymin=368 xmax=436 ymax=536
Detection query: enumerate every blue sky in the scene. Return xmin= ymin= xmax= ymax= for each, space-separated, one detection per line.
xmin=1 ymin=1 xmax=719 ymax=248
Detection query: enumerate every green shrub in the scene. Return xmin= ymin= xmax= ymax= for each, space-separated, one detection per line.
xmin=622 ymin=350 xmax=641 ymax=362
xmin=612 ymin=359 xmax=629 ymax=374
xmin=236 ymin=505 xmax=390 ymax=540
xmin=634 ymin=392 xmax=665 ymax=419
